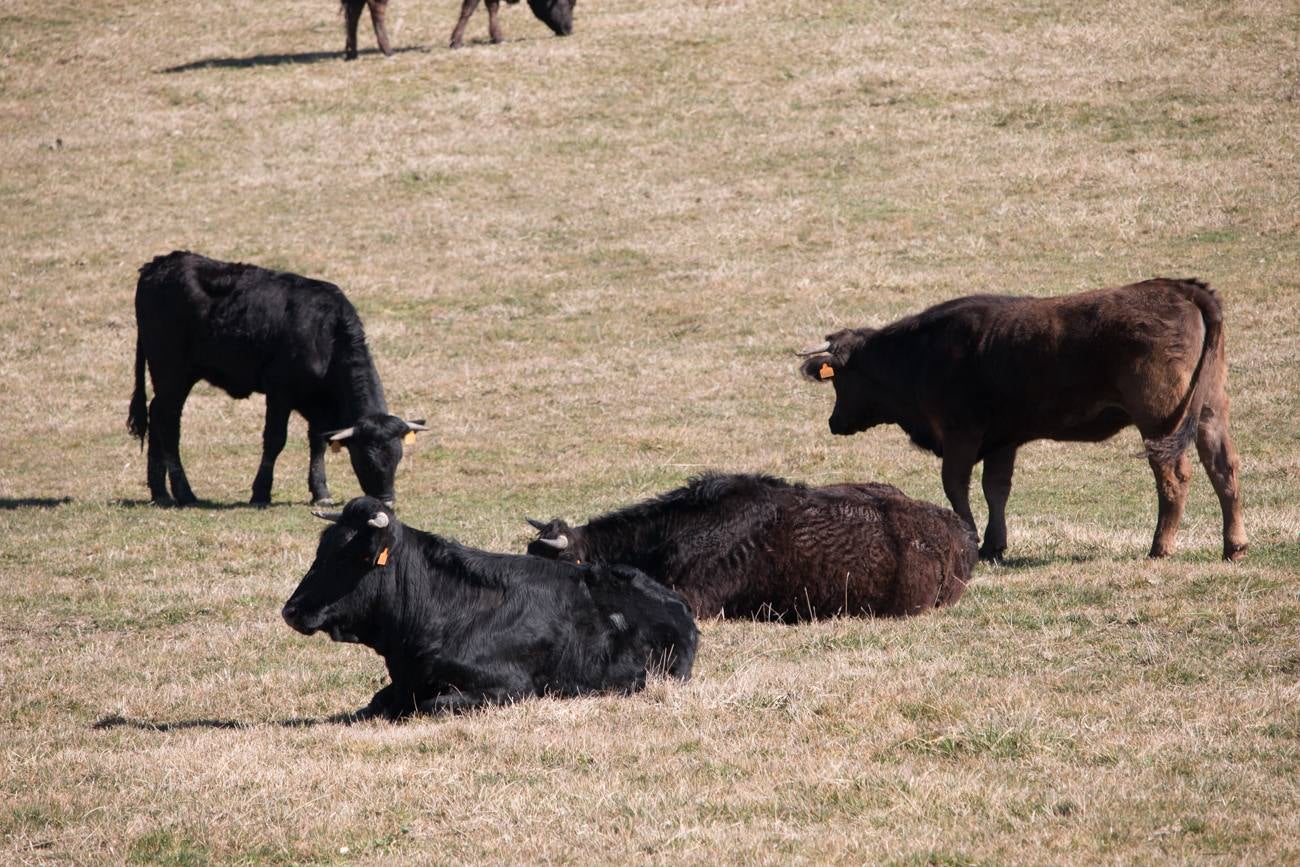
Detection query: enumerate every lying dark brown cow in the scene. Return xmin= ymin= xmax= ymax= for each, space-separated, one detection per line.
xmin=526 ymin=473 xmax=976 ymax=621
xmin=799 ymin=278 xmax=1247 ymax=562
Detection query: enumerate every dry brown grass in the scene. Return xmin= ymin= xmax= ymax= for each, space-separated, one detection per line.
xmin=1 ymin=0 xmax=1298 ymax=863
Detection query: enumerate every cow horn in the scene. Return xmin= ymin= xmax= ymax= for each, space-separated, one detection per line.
xmin=327 ymin=427 xmax=356 ymax=442
xmin=536 ymin=535 xmax=569 ymax=551
xmin=795 ymin=341 xmax=831 ymax=357
xmin=404 ymin=419 xmax=429 ymax=432
xmin=312 ymin=510 xmax=343 ymax=522
xmin=526 ymin=517 xmax=548 ymax=531
xmin=368 ymin=512 xmax=390 ymax=529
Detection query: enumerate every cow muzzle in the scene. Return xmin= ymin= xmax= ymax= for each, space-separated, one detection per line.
xmin=281 ymin=603 xmax=318 ymax=635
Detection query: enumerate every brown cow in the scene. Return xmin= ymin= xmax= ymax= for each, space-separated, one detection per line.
xmin=526 ymin=473 xmax=976 ymax=621
xmin=799 ymin=278 xmax=1247 ymax=562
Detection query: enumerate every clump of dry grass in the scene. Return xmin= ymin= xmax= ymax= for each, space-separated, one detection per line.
xmin=1 ymin=0 xmax=1298 ymax=862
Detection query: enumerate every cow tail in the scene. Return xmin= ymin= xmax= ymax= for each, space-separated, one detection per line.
xmin=127 ymin=322 xmax=148 ymax=448
xmin=1143 ymin=280 xmax=1222 ymax=464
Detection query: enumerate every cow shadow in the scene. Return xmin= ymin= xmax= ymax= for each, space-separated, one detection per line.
xmin=0 ymin=497 xmax=73 ymax=510
xmin=160 ymin=45 xmax=430 ymax=74
xmin=110 ymin=498 xmax=297 ymax=511
xmin=92 ymin=712 xmax=365 ymax=731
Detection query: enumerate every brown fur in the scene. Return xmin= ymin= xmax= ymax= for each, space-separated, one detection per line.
xmin=527 ymin=473 xmax=977 ymax=621
xmin=801 ymin=278 xmax=1247 ymax=562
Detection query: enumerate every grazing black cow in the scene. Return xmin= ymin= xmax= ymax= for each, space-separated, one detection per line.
xmin=127 ymin=251 xmax=426 ymax=507
xmin=448 ymin=0 xmax=574 ymax=49
xmin=282 ymin=497 xmax=697 ymax=718
xmin=799 ymin=278 xmax=1247 ymax=562
xmin=338 ymin=0 xmax=573 ymax=57
xmin=526 ymin=473 xmax=977 ymax=621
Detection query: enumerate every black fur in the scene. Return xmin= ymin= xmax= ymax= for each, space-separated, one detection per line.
xmin=282 ymin=497 xmax=697 ymax=719
xmin=127 ymin=251 xmax=422 ymax=507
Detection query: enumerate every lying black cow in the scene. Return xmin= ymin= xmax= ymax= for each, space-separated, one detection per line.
xmin=799 ymin=277 xmax=1247 ymax=562
xmin=526 ymin=473 xmax=976 ymax=621
xmin=282 ymin=497 xmax=697 ymax=718
xmin=127 ymin=251 xmax=425 ymax=507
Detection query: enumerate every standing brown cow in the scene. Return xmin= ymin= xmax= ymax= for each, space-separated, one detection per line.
xmin=799 ymin=278 xmax=1247 ymax=562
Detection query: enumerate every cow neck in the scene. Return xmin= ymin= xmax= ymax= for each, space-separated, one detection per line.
xmin=381 ymin=531 xmax=501 ymax=646
xmin=580 ymin=512 xmax=666 ymax=574
xmin=328 ymin=336 xmax=388 ymax=423
xmin=860 ymin=331 xmax=945 ymax=456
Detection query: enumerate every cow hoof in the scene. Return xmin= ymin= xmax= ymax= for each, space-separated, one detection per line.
xmin=250 ymin=495 xmax=272 ymax=508
xmin=150 ymin=495 xmax=176 ymax=508
xmin=1224 ymin=543 xmax=1248 ymax=562
xmin=1147 ymin=545 xmax=1172 ymax=559
xmin=978 ymin=545 xmax=1005 ymax=563
xmin=312 ymin=497 xmax=336 ymax=507
xmin=173 ymin=493 xmax=197 ymax=508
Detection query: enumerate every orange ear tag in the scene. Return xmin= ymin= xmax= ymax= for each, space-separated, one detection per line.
xmin=403 ymin=431 xmax=416 ymax=445
xmin=375 ymin=547 xmax=389 ymax=566
xmin=819 ymin=363 xmax=835 ymax=380
xmin=329 ymin=440 xmax=343 ymax=453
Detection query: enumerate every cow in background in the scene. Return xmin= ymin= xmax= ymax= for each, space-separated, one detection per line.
xmin=799 ymin=278 xmax=1247 ymax=562
xmin=449 ymin=0 xmax=574 ymax=49
xmin=342 ymin=0 xmax=394 ymax=60
xmin=128 ymin=251 xmax=426 ymax=507
xmin=282 ymin=497 xmax=697 ymax=718
xmin=526 ymin=473 xmax=976 ymax=621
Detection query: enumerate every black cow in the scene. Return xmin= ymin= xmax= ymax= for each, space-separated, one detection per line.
xmin=127 ymin=251 xmax=426 ymax=507
xmin=448 ymin=0 xmax=574 ymax=49
xmin=526 ymin=473 xmax=977 ymax=621
xmin=282 ymin=497 xmax=697 ymax=718
xmin=799 ymin=278 xmax=1247 ymax=562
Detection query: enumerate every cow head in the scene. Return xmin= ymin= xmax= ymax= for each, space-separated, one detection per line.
xmin=282 ymin=497 xmax=400 ymax=645
xmin=798 ymin=328 xmax=885 ymax=435
xmin=527 ymin=0 xmax=574 ymax=36
xmin=324 ymin=415 xmax=428 ymax=507
xmin=525 ymin=517 xmax=587 ymax=563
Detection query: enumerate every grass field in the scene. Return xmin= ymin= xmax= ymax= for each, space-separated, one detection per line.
xmin=2 ymin=0 xmax=1298 ymax=862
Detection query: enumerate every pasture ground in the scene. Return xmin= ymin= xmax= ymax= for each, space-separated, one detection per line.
xmin=1 ymin=0 xmax=1298 ymax=862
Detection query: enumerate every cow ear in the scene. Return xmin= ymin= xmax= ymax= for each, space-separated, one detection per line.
xmin=357 ymin=509 xmax=396 ymax=566
xmin=800 ymin=356 xmax=838 ymax=383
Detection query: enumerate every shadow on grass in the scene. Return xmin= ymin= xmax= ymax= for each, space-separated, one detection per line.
xmin=995 ymin=553 xmax=1099 ymax=569
xmin=110 ymin=498 xmax=297 ymax=511
xmin=0 ymin=497 xmax=73 ymax=510
xmin=92 ymin=712 xmax=365 ymax=731
xmin=160 ymin=45 xmax=430 ymax=74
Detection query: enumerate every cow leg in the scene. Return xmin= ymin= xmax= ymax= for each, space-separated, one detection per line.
xmin=307 ymin=426 xmax=333 ymax=506
xmin=149 ymin=383 xmax=197 ymax=506
xmin=979 ymin=446 xmax=1016 ymax=561
xmin=449 ymin=0 xmax=481 ymax=48
xmin=485 ymin=0 xmax=503 ymax=43
xmin=1195 ymin=408 xmax=1248 ymax=561
xmin=1147 ymin=450 xmax=1193 ymax=558
xmin=343 ymin=0 xmax=365 ymax=60
xmin=940 ymin=442 xmax=979 ymax=539
xmin=367 ymin=0 xmax=393 ymax=56
xmin=250 ymin=397 xmax=291 ymax=506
